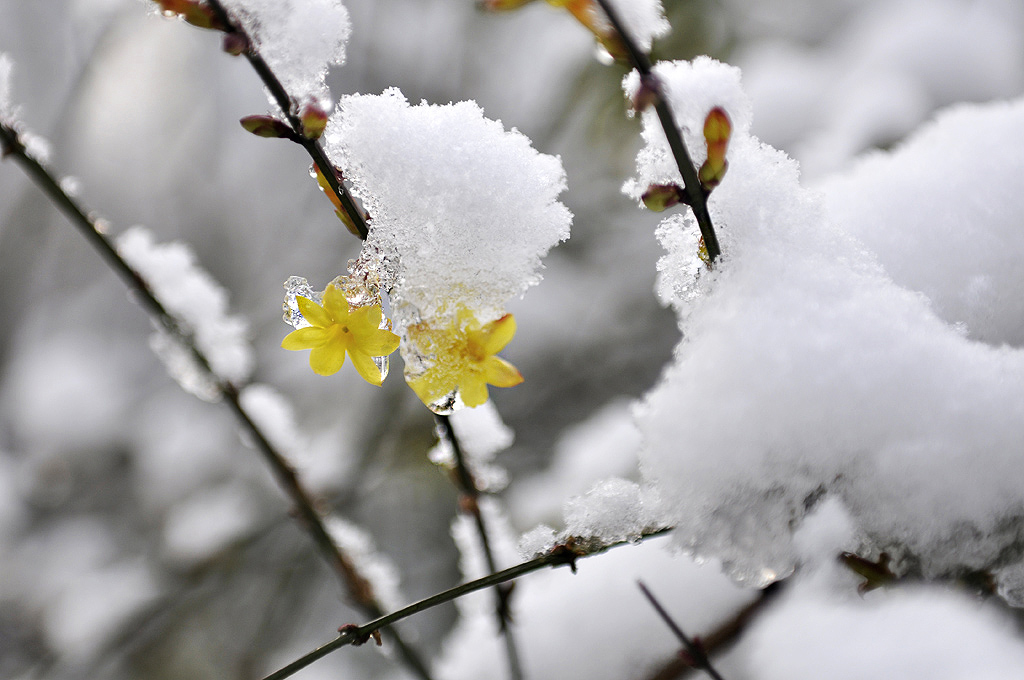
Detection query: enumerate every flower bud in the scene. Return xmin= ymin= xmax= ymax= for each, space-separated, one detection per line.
xmin=641 ymin=183 xmax=685 ymax=212
xmin=239 ymin=115 xmax=297 ymax=141
xmin=299 ymin=102 xmax=330 ymax=140
xmin=698 ymin=107 xmax=731 ymax=192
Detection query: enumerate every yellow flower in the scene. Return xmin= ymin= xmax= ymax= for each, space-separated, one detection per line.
xmin=407 ymin=310 xmax=524 ymax=409
xmin=282 ymin=285 xmax=400 ymax=385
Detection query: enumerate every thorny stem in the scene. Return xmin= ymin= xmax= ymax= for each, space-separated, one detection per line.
xmin=0 ymin=119 xmax=431 ymax=680
xmin=262 ymin=529 xmax=673 ymax=680
xmin=203 ymin=0 xmax=369 ymax=240
xmin=637 ymin=582 xmax=728 ymax=680
xmin=435 ymin=414 xmax=525 ymax=680
xmin=591 ymin=0 xmax=721 ymax=264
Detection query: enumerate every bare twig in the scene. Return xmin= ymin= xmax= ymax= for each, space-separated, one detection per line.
xmin=203 ymin=0 xmax=369 ymax=240
xmin=435 ymin=414 xmax=525 ymax=680
xmin=644 ymin=581 xmax=783 ymax=680
xmin=591 ymin=0 xmax=721 ymax=263
xmin=0 ymin=119 xmax=431 ymax=680
xmin=637 ymin=581 xmax=728 ymax=680
xmin=262 ymin=529 xmax=672 ymax=680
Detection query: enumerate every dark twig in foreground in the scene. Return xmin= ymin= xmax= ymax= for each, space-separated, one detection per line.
xmin=204 ymin=0 xmax=369 ymax=239
xmin=0 ymin=119 xmax=430 ymax=680
xmin=592 ymin=0 xmax=721 ymax=263
xmin=637 ymin=581 xmax=728 ymax=680
xmin=644 ymin=581 xmax=783 ymax=680
xmin=435 ymin=414 xmax=525 ymax=680
xmin=262 ymin=529 xmax=672 ymax=680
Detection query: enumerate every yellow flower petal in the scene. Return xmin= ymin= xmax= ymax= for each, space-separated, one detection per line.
xmin=309 ymin=340 xmax=347 ymax=375
xmin=350 ymin=304 xmax=382 ymax=330
xmin=483 ymin=356 xmax=523 ymax=388
xmin=282 ymin=326 xmax=329 ymax=350
xmin=359 ymin=328 xmax=400 ymax=357
xmin=297 ymin=296 xmax=332 ymax=329
xmin=460 ymin=374 xmax=490 ymax=408
xmin=349 ymin=351 xmax=384 ymax=386
xmin=322 ymin=285 xmax=350 ymax=322
xmin=480 ymin=313 xmax=516 ymax=355
xmin=409 ymin=375 xmax=441 ymax=404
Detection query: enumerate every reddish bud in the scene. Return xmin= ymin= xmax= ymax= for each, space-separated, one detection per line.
xmin=239 ymin=114 xmax=297 ymax=141
xmin=299 ymin=102 xmax=330 ymax=140
xmin=632 ymin=74 xmax=662 ymax=113
xmin=222 ymin=31 xmax=249 ymax=56
xmin=478 ymin=0 xmax=538 ymax=10
xmin=698 ymin=158 xmax=728 ymax=191
xmin=698 ymin=107 xmax=732 ymax=192
xmin=641 ymin=183 xmax=685 ymax=212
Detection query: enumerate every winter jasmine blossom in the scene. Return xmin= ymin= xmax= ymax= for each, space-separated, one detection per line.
xmin=282 ymin=285 xmax=399 ymax=385
xmin=407 ymin=310 xmax=523 ymax=409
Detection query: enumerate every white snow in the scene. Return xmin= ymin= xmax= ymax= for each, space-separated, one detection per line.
xmin=429 ymin=400 xmax=512 ymax=492
xmin=437 ymin=535 xmax=753 ymax=680
xmin=223 ymin=0 xmax=350 ymax=106
xmin=596 ymin=0 xmax=670 ymax=52
xmin=325 ymin=87 xmax=572 ymax=329
xmin=818 ymin=99 xmax=1024 ymax=346
xmin=327 ymin=516 xmax=405 ymax=612
xmin=0 ymin=52 xmax=12 ymax=119
xmin=510 ymin=398 xmax=642 ymax=528
xmin=629 ymin=58 xmax=1024 ymax=585
xmin=745 ymin=584 xmax=1024 ymax=680
xmin=118 ymin=226 xmax=253 ymax=391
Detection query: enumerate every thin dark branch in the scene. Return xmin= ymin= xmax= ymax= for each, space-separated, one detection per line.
xmin=263 ymin=529 xmax=672 ymax=680
xmin=643 ymin=582 xmax=783 ymax=680
xmin=435 ymin=414 xmax=525 ymax=680
xmin=637 ymin=582 xmax=727 ymax=680
xmin=591 ymin=0 xmax=721 ymax=263
xmin=0 ymin=119 xmax=430 ymax=680
xmin=203 ymin=0 xmax=369 ymax=240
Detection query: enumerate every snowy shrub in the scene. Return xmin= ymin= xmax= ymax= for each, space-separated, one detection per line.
xmin=2 ymin=1 xmax=1024 ymax=679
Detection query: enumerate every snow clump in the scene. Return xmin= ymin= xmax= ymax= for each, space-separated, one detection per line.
xmin=118 ymin=226 xmax=253 ymax=392
xmin=628 ymin=57 xmax=1024 ymax=587
xmin=326 ymin=88 xmax=571 ymax=330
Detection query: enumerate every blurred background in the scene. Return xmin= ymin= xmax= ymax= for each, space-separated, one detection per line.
xmin=1 ymin=0 xmax=1023 ymax=678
